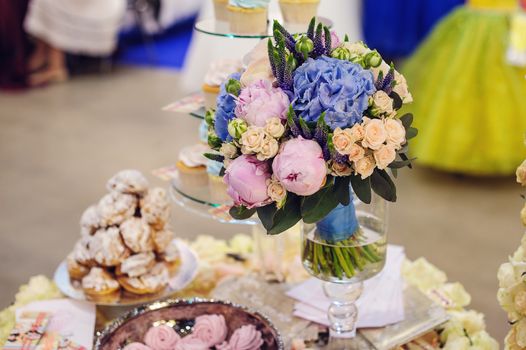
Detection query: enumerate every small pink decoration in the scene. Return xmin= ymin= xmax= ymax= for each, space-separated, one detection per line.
xmin=217 ymin=325 xmax=264 ymax=350
xmin=192 ymin=314 xmax=228 ymax=347
xmin=143 ymin=325 xmax=181 ymax=350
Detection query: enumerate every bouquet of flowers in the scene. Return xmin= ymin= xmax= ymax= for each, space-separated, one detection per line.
xmin=497 ymin=158 xmax=526 ymax=349
xmin=206 ymin=18 xmax=416 ymax=238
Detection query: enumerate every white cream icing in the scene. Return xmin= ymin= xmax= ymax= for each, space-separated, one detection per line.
xmin=120 ymin=252 xmax=155 ymax=277
xmin=204 ymin=59 xmax=243 ymax=87
xmin=97 ymin=192 xmax=137 ymax=226
xmin=73 ymin=236 xmax=93 ymax=264
xmin=140 ymin=188 xmax=170 ymax=228
xmin=106 ymin=169 xmax=149 ymax=195
xmin=127 ymin=263 xmax=169 ymax=290
xmin=163 ymin=241 xmax=180 ymax=262
xmin=82 ymin=267 xmax=119 ymax=292
xmin=80 ymin=205 xmax=100 ymax=236
xmin=90 ymin=227 xmax=129 ymax=266
xmin=120 ymin=217 xmax=154 ymax=253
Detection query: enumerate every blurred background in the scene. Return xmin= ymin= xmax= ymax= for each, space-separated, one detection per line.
xmin=1 ymin=0 xmax=526 ymax=343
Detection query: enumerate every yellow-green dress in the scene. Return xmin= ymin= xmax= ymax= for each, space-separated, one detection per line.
xmin=402 ymin=0 xmax=526 ymax=175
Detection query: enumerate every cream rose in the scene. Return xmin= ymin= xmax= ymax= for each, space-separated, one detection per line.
xmin=220 ymin=143 xmax=238 ymax=159
xmin=448 ymin=310 xmax=485 ymax=335
xmin=515 ymin=319 xmax=526 ymax=347
xmin=349 ymin=124 xmax=365 ymax=141
xmin=517 ymin=160 xmax=526 ymax=186
xmin=257 ymin=135 xmax=279 ymax=161
xmin=372 ymin=91 xmax=394 ymax=115
xmin=393 ymin=71 xmax=413 ymax=103
xmin=331 ymin=161 xmax=353 ymax=177
xmin=343 ymin=41 xmax=370 ymax=55
xmin=362 ymin=118 xmax=387 ymax=150
xmin=264 ymin=117 xmax=285 ymax=138
xmin=267 ymin=179 xmax=287 ymax=207
xmin=374 ymin=144 xmax=396 ymax=170
xmin=384 ymin=118 xmax=406 ymax=149
xmin=355 ymin=155 xmax=376 ymax=179
xmin=521 ymin=203 xmax=526 ymax=227
xmin=348 ymin=144 xmax=365 ymax=163
xmin=333 ymin=127 xmax=355 ymax=155
xmin=240 ymin=126 xmax=265 ymax=154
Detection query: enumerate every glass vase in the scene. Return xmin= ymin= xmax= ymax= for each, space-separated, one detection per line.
xmin=301 ymin=192 xmax=388 ymax=338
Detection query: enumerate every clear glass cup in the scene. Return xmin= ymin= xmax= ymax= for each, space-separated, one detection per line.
xmin=301 ymin=192 xmax=388 ymax=338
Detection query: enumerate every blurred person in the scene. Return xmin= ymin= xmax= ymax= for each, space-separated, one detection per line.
xmin=24 ymin=0 xmax=127 ymax=86
xmin=402 ymin=0 xmax=526 ymax=175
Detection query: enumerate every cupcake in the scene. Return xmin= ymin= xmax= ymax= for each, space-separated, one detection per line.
xmin=213 ymin=0 xmax=229 ymax=22
xmin=279 ymin=0 xmax=320 ymax=25
xmin=207 ymin=159 xmax=230 ymax=204
xmin=176 ymin=144 xmax=209 ymax=188
xmin=227 ymin=0 xmax=270 ymax=35
xmin=202 ymin=59 xmax=243 ymax=111
xmin=82 ymin=267 xmax=121 ymax=302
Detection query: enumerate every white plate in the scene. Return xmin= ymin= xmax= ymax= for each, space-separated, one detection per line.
xmin=54 ymin=239 xmax=199 ymax=306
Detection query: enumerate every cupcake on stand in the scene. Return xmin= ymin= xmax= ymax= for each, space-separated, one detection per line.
xmin=279 ymin=0 xmax=320 ymax=25
xmin=227 ymin=0 xmax=270 ymax=35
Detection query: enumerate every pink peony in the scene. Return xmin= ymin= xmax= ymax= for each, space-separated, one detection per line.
xmin=192 ymin=314 xmax=228 ymax=347
xmin=235 ymin=80 xmax=290 ymax=127
xmin=224 ymin=155 xmax=272 ymax=208
xmin=144 ymin=325 xmax=180 ymax=350
xmin=217 ymin=325 xmax=264 ymax=350
xmin=272 ymin=137 xmax=327 ymax=196
xmin=174 ymin=336 xmax=209 ymax=350
xmin=123 ymin=343 xmax=153 ymax=350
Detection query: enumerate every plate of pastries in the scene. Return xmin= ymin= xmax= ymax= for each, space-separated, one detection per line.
xmin=54 ymin=170 xmax=198 ymax=305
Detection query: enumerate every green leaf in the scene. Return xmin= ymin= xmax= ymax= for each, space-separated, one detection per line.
xmin=399 ymin=113 xmax=414 ymax=129
xmin=388 ymin=158 xmax=415 ymax=169
xmin=256 ymin=204 xmax=277 ymax=231
xmin=203 ymin=153 xmax=225 ymax=163
xmin=350 ymin=175 xmax=371 ymax=204
xmin=389 ymin=91 xmax=403 ymax=110
xmin=267 ymin=194 xmax=302 ymax=234
xmin=301 ymin=178 xmax=340 ymax=224
xmin=391 ymin=168 xmax=398 ymax=178
xmin=406 ymin=127 xmax=418 ymax=140
xmin=371 ymin=169 xmax=397 ymax=202
xmin=335 ymin=176 xmax=351 ymax=206
xmin=219 ymin=167 xmax=226 ymax=177
xmin=399 ymin=153 xmax=413 ymax=169
xmin=229 ymin=206 xmax=256 ymax=220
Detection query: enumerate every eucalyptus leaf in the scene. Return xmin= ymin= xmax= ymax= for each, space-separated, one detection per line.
xmin=229 ymin=206 xmax=256 ymax=220
xmin=399 ymin=113 xmax=414 ymax=129
xmin=399 ymin=153 xmax=413 ymax=169
xmin=371 ymin=169 xmax=397 ymax=202
xmin=350 ymin=175 xmax=371 ymax=204
xmin=406 ymin=127 xmax=418 ymax=140
xmin=219 ymin=167 xmax=226 ymax=177
xmin=390 ymin=91 xmax=403 ymax=110
xmin=388 ymin=159 xmax=414 ymax=169
xmin=301 ymin=184 xmax=340 ymax=224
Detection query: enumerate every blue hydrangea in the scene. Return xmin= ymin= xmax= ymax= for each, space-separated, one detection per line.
xmin=215 ymin=72 xmax=242 ymax=141
xmin=292 ymin=56 xmax=376 ymax=130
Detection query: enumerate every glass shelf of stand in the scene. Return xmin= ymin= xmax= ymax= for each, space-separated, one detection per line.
xmin=168 ymin=169 xmax=258 ymax=225
xmin=189 ymin=107 xmax=206 ymax=120
xmin=194 ymin=16 xmax=333 ymax=39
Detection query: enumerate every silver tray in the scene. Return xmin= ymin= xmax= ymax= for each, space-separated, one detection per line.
xmin=94 ymin=298 xmax=284 ymax=350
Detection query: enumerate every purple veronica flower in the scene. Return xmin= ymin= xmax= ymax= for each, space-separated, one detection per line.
xmin=215 ymin=72 xmax=242 ymax=141
xmin=292 ymin=56 xmax=375 ymax=130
